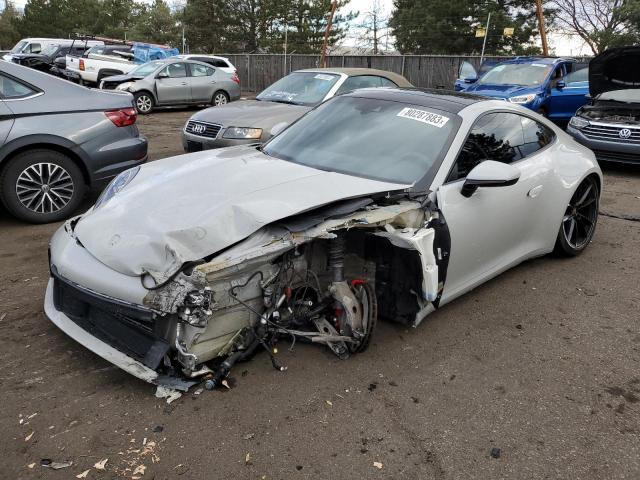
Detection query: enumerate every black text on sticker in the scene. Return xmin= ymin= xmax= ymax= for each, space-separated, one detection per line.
xmin=397 ymin=107 xmax=449 ymax=128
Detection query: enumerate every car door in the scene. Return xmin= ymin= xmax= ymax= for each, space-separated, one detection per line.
xmin=436 ymin=112 xmax=558 ymax=302
xmin=155 ymin=62 xmax=189 ymax=105
xmin=548 ymin=67 xmax=590 ymax=122
xmin=187 ymin=63 xmax=216 ymax=103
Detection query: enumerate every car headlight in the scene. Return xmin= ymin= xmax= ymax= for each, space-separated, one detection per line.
xmin=94 ymin=166 xmax=140 ymax=209
xmin=115 ymin=82 xmax=134 ymax=91
xmin=508 ymin=93 xmax=537 ymax=104
xmin=569 ymin=116 xmax=590 ymax=130
xmin=222 ymin=127 xmax=263 ymax=139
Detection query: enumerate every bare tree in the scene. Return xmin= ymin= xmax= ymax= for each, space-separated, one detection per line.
xmin=356 ymin=0 xmax=388 ymax=54
xmin=549 ymin=0 xmax=637 ymax=54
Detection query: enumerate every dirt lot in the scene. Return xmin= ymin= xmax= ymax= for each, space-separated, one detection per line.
xmin=1 ymin=109 xmax=639 ymax=479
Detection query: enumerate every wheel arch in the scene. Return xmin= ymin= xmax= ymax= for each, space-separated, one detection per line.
xmin=134 ymin=89 xmax=157 ymax=106
xmin=0 ymin=137 xmax=91 ymax=187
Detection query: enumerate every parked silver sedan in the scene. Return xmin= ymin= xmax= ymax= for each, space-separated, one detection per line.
xmin=182 ymin=68 xmax=412 ymax=152
xmin=99 ymin=58 xmax=241 ymax=114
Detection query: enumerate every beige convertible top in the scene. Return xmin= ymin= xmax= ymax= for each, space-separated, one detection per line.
xmin=296 ymin=67 xmax=413 ymax=87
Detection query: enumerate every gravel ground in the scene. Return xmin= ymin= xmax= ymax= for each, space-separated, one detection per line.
xmin=1 ymin=108 xmax=639 ymax=479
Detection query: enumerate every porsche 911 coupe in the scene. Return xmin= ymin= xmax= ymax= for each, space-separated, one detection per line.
xmin=45 ymin=88 xmax=602 ymax=391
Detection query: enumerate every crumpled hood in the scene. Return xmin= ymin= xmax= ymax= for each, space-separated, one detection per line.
xmin=190 ymin=100 xmax=310 ymax=132
xmin=590 ymin=46 xmax=640 ymax=97
xmin=74 ymin=146 xmax=408 ymax=283
xmin=464 ymin=83 xmax=538 ymax=99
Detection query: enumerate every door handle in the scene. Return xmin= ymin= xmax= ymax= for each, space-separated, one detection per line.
xmin=180 ymin=82 xmax=187 ymax=85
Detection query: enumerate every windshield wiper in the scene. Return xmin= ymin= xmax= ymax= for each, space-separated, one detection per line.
xmin=265 ymin=99 xmax=300 ymax=106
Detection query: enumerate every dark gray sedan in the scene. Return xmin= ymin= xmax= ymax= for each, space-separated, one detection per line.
xmin=100 ymin=58 xmax=241 ymax=114
xmin=182 ymin=68 xmax=412 ymax=152
xmin=0 ymin=61 xmax=147 ymax=223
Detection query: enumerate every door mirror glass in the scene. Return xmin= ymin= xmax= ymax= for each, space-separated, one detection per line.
xmin=461 ymin=160 xmax=520 ymax=197
xmin=156 ymin=71 xmax=169 ymax=79
xmin=464 ymin=76 xmax=478 ymax=84
xmin=555 ymin=80 xmax=566 ymax=90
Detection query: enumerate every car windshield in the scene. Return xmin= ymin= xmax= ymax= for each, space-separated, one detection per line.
xmin=263 ymin=96 xmax=458 ymax=185
xmin=479 ymin=63 xmax=553 ymax=86
xmin=11 ymin=40 xmax=28 ymax=53
xmin=129 ymin=61 xmax=164 ymax=77
xmin=257 ymin=72 xmax=340 ymax=106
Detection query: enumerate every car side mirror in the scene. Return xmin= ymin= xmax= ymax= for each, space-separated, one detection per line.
xmin=556 ymin=80 xmax=566 ymax=90
xmin=461 ymin=160 xmax=520 ymax=198
xmin=156 ymin=72 xmax=169 ymax=79
xmin=269 ymin=122 xmax=289 ymax=138
xmin=464 ymin=76 xmax=478 ymax=84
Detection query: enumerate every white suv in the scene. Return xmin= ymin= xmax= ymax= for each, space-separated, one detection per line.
xmin=176 ymin=54 xmax=236 ymax=74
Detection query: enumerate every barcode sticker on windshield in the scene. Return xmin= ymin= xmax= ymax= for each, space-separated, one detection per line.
xmin=314 ymin=74 xmax=334 ymax=81
xmin=397 ymin=108 xmax=450 ymax=128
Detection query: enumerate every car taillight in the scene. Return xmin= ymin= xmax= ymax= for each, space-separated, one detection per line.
xmin=231 ymin=73 xmax=240 ymax=84
xmin=105 ymin=108 xmax=137 ymax=127
xmin=79 ymin=59 xmax=85 ymax=71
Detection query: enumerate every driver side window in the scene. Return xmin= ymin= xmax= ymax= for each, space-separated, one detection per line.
xmin=162 ymin=63 xmax=187 ymax=78
xmin=447 ymin=112 xmax=555 ymax=182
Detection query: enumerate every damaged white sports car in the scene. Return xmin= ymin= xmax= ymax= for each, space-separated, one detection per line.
xmin=45 ymin=88 xmax=602 ymax=391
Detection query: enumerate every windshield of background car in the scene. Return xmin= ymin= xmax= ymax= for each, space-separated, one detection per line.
xmin=263 ymin=95 xmax=459 ymax=184
xmin=256 ymin=72 xmax=340 ymax=106
xmin=130 ymin=61 xmax=163 ymax=77
xmin=479 ymin=63 xmax=553 ymax=86
xmin=598 ymin=89 xmax=640 ymax=103
xmin=11 ymin=40 xmax=28 ymax=53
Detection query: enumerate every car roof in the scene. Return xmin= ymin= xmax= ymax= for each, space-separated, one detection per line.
xmin=499 ymin=56 xmax=576 ymax=65
xmin=342 ymin=87 xmax=485 ymax=114
xmin=179 ymin=54 xmax=229 ymax=60
xmin=295 ymin=67 xmax=413 ymax=87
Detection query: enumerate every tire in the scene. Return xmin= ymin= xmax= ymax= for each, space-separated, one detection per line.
xmin=554 ymin=175 xmax=599 ymax=256
xmin=0 ymin=149 xmax=86 ymax=224
xmin=211 ymin=90 xmax=229 ymax=107
xmin=134 ymin=92 xmax=154 ymax=114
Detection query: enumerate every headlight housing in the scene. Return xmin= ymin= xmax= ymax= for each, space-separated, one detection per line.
xmin=223 ymin=127 xmax=263 ymax=139
xmin=94 ymin=166 xmax=140 ymax=209
xmin=115 ymin=82 xmax=134 ymax=91
xmin=508 ymin=93 xmax=537 ymax=104
xmin=569 ymin=116 xmax=590 ymax=130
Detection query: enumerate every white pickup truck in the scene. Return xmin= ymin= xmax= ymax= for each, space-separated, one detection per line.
xmin=65 ymin=45 xmax=136 ymax=85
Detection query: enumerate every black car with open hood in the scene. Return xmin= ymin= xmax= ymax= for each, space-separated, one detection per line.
xmin=566 ymin=46 xmax=640 ymax=164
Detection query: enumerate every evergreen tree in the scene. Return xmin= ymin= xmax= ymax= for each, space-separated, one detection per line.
xmin=390 ymin=0 xmax=543 ymax=55
xmin=0 ymin=1 xmax=20 ymax=50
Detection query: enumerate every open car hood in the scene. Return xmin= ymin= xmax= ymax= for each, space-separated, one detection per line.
xmin=589 ymin=46 xmax=640 ymax=97
xmin=74 ymin=146 xmax=408 ymax=284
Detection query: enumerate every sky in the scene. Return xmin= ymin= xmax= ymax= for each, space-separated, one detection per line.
xmin=10 ymin=0 xmax=587 ymax=55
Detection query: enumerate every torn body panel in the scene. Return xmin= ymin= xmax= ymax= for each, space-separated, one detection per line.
xmin=47 ymin=197 xmax=449 ymax=387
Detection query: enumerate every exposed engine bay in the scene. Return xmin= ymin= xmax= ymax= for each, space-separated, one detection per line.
xmin=578 ymin=102 xmax=640 ymax=124
xmin=125 ymin=196 xmax=450 ymax=390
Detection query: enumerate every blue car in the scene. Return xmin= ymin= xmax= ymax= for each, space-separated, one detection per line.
xmin=457 ymin=57 xmax=590 ymax=122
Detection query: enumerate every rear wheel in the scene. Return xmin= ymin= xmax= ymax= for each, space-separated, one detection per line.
xmin=212 ymin=90 xmax=229 ymax=106
xmin=554 ymin=175 xmax=599 ymax=256
xmin=134 ymin=92 xmax=154 ymax=114
xmin=0 ymin=149 xmax=86 ymax=223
